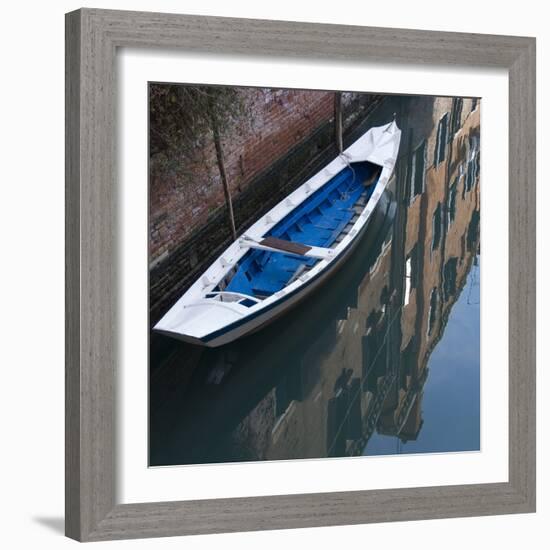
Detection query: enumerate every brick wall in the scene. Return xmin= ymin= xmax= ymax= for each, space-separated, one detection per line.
xmin=149 ymin=89 xmax=383 ymax=326
xmin=150 ymin=89 xmax=337 ymax=266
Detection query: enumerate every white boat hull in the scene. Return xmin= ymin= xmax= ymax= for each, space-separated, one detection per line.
xmin=154 ymin=120 xmax=402 ymax=346
xmin=156 ymin=196 xmax=389 ymax=347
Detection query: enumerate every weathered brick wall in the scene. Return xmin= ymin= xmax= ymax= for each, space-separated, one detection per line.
xmin=150 ymin=89 xmax=337 ymax=266
xmin=149 ymin=90 xmax=383 ymax=327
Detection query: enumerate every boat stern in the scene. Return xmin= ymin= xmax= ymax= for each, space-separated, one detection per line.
xmin=154 ymin=300 xmax=248 ymax=347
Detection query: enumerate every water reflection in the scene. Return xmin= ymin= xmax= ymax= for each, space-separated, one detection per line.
xmin=149 ymin=94 xmax=481 ymax=466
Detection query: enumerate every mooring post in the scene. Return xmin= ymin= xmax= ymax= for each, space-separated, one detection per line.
xmin=210 ymin=110 xmax=237 ymax=241
xmin=334 ymin=92 xmax=343 ymax=154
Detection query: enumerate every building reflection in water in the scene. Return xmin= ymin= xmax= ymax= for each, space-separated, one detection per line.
xmin=149 ymin=94 xmax=481 ymax=466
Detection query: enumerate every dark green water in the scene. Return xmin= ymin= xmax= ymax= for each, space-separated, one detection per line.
xmin=149 ymin=94 xmax=481 ymax=466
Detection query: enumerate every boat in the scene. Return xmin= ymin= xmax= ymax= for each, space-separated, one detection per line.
xmin=154 ymin=119 xmax=402 ymax=347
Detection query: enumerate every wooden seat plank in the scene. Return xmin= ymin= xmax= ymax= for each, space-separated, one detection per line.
xmin=260 ymin=236 xmax=312 ymax=256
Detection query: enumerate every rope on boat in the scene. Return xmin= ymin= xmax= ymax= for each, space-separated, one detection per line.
xmin=338 ymin=152 xmax=357 ymax=200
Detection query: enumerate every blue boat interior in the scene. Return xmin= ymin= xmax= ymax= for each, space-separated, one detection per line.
xmin=218 ymin=160 xmax=381 ymax=301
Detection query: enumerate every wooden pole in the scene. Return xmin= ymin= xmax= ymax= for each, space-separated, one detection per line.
xmin=209 ymin=105 xmax=237 ymax=241
xmin=334 ymin=92 xmax=343 ymax=154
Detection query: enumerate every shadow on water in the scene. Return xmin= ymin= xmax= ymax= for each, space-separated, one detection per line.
xmin=149 ymin=93 xmax=481 ymax=466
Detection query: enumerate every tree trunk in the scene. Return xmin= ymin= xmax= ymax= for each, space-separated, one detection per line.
xmin=209 ymin=106 xmax=237 ymax=241
xmin=334 ymin=92 xmax=343 ymax=154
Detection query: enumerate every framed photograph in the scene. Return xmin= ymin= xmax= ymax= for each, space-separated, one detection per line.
xmin=65 ymin=8 xmax=536 ymax=542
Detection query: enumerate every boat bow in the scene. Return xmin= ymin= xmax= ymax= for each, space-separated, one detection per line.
xmin=344 ymin=119 xmax=400 ymax=168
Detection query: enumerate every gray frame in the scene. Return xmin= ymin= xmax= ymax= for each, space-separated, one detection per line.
xmin=65 ymin=8 xmax=536 ymax=542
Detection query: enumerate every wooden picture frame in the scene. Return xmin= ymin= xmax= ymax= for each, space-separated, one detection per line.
xmin=65 ymin=8 xmax=536 ymax=541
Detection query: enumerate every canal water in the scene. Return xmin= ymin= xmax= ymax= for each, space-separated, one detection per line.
xmin=364 ymin=255 xmax=480 ymax=456
xmin=149 ymin=94 xmax=481 ymax=467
